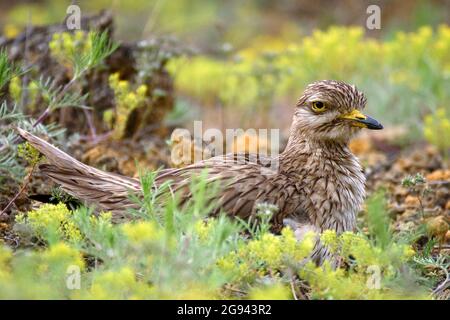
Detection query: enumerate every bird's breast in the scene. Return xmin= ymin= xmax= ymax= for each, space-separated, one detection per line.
xmin=297 ymin=153 xmax=365 ymax=233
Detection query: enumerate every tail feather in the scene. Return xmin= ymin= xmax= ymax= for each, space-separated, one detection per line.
xmin=17 ymin=128 xmax=141 ymax=217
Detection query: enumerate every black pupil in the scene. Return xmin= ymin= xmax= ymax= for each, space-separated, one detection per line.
xmin=314 ymin=102 xmax=324 ymax=109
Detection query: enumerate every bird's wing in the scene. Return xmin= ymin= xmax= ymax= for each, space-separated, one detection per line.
xmin=17 ymin=129 xmax=304 ymax=228
xmin=156 ymin=153 xmax=302 ymax=229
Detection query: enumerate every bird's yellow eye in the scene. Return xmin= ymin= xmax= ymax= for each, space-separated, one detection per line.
xmin=312 ymin=101 xmax=327 ymax=112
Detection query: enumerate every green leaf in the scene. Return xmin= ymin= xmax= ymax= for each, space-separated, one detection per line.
xmin=366 ymin=189 xmax=392 ymax=248
xmin=0 ymin=49 xmax=16 ymax=90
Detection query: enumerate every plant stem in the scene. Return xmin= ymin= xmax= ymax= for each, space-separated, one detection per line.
xmin=32 ymin=107 xmax=50 ymax=128
xmin=83 ymin=108 xmax=97 ymax=140
xmin=0 ymin=162 xmax=37 ymax=216
xmin=13 ymin=76 xmax=80 ymax=144
xmin=432 ymin=264 xmax=450 ymax=296
xmin=32 ymin=76 xmax=78 ymax=128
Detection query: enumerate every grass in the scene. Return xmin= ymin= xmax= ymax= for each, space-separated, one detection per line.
xmin=0 ymin=173 xmax=435 ymax=300
xmin=0 ymin=15 xmax=447 ymax=300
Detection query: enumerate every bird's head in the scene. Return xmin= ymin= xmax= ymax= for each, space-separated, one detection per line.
xmin=292 ymin=80 xmax=383 ymax=143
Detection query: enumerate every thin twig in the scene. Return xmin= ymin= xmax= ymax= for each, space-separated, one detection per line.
xmin=432 ymin=264 xmax=450 ymax=296
xmin=83 ymin=108 xmax=97 ymax=139
xmin=290 ymin=277 xmax=299 ymax=300
xmin=433 ymin=244 xmax=450 ymax=250
xmin=32 ymin=76 xmax=78 ymax=129
xmin=223 ymin=285 xmax=247 ymax=296
xmin=13 ymin=76 xmax=79 ymax=144
xmin=0 ymin=162 xmax=37 ymax=216
xmin=19 ymin=11 xmax=33 ymax=109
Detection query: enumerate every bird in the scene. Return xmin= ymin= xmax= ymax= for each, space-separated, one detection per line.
xmin=17 ymin=80 xmax=383 ymax=262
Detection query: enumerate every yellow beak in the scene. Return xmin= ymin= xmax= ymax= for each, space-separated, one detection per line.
xmin=339 ymin=109 xmax=383 ymax=130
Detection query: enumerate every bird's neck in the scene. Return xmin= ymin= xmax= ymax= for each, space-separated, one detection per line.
xmin=279 ymin=132 xmax=364 ymax=234
xmin=280 ymin=133 xmax=351 ymax=169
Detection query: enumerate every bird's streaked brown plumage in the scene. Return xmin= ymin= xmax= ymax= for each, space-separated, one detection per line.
xmin=17 ymin=80 xmax=383 ymax=262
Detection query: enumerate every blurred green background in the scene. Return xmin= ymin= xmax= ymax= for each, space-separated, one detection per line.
xmin=1 ymin=0 xmax=449 ymax=144
xmin=2 ymin=0 xmax=449 ymax=44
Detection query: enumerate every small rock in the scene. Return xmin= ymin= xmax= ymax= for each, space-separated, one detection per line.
xmin=426 ymin=216 xmax=449 ymax=241
xmin=394 ymin=186 xmax=409 ymax=197
xmin=388 ymin=203 xmax=405 ymax=214
xmin=404 ymin=195 xmax=420 ymax=208
xmin=445 ymin=230 xmax=450 ymax=243
xmin=426 ymin=169 xmax=450 ymax=181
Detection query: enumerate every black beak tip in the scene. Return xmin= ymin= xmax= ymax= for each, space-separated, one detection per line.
xmin=369 ymin=122 xmax=383 ymax=130
xmin=362 ymin=116 xmax=383 ymax=130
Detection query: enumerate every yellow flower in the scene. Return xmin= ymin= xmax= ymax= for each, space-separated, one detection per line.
xmin=136 ymin=84 xmax=147 ymax=97
xmin=108 ymin=72 xmax=120 ymax=87
xmin=0 ymin=246 xmax=12 ymax=282
xmin=124 ymin=92 xmax=138 ymax=109
xmin=9 ymin=76 xmax=22 ymax=101
xmin=41 ymin=242 xmax=85 ymax=270
xmin=27 ymin=80 xmax=39 ymax=109
xmin=74 ymin=30 xmax=85 ymax=42
xmin=0 ymin=245 xmax=12 ymax=267
xmin=89 ymin=267 xmax=137 ymax=299
xmin=402 ymin=246 xmax=416 ymax=260
xmin=194 ymin=219 xmax=218 ymax=242
xmin=321 ymin=229 xmax=338 ymax=248
xmin=3 ymin=24 xmax=21 ymax=39
xmin=118 ymin=80 xmax=129 ymax=92
xmin=217 ymin=256 xmax=235 ymax=272
xmin=17 ymin=203 xmax=82 ymax=242
xmin=122 ymin=221 xmax=162 ymax=243
xmin=249 ymin=284 xmax=291 ymax=300
xmin=423 ymin=108 xmax=450 ymax=154
xmin=61 ymin=32 xmax=74 ymax=51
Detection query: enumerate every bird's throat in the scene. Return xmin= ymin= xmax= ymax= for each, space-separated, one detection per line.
xmin=280 ymin=134 xmax=350 ymax=171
